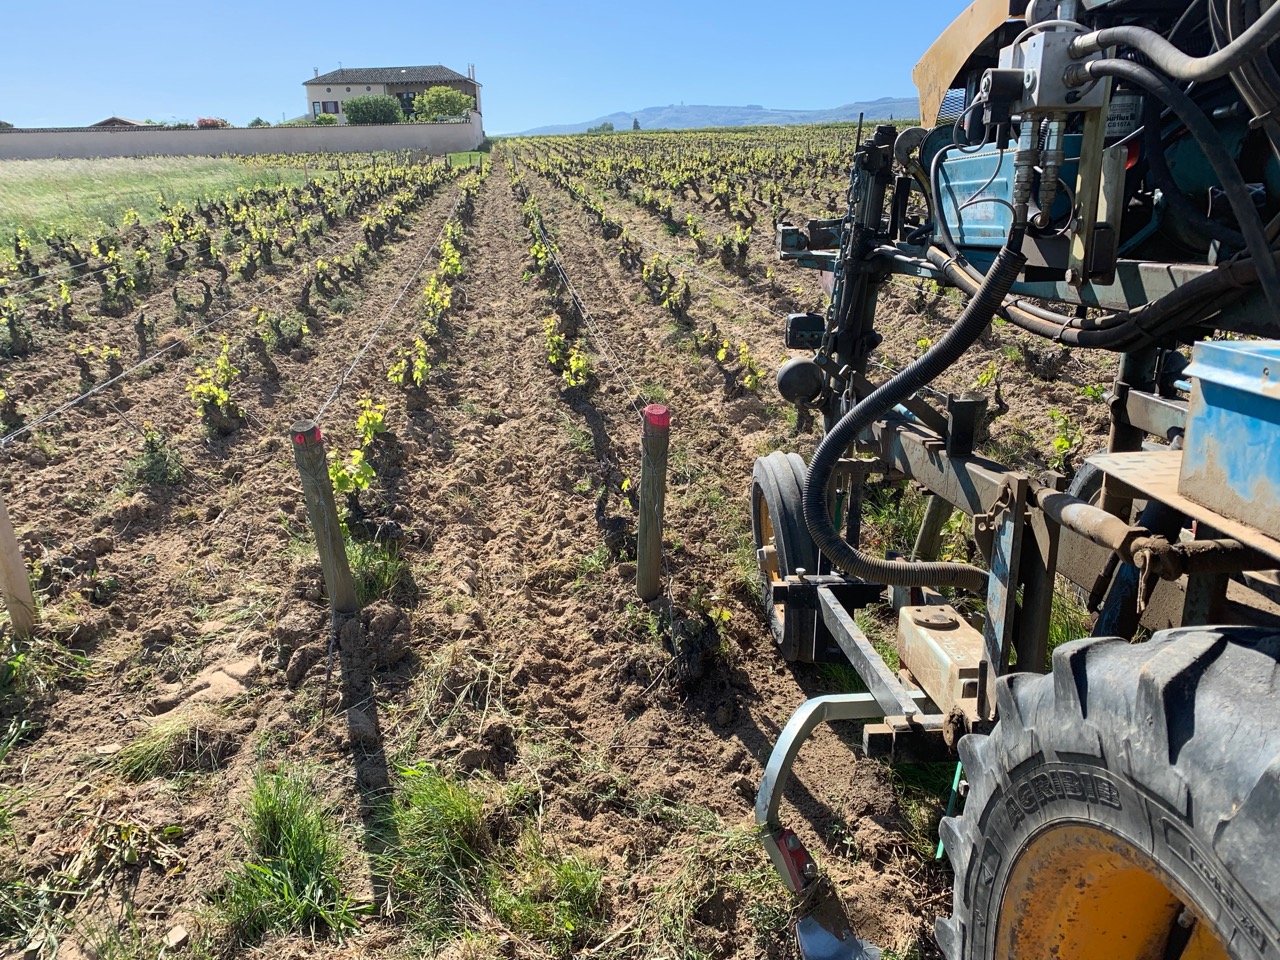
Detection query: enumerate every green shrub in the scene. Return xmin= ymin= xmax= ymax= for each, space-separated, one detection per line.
xmin=343 ymin=95 xmax=404 ymax=125
xmin=314 ymin=113 xmax=339 ymax=125
xmin=412 ymin=86 xmax=474 ymax=120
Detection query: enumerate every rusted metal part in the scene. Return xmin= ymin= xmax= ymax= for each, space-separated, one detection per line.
xmin=863 ymin=713 xmax=954 ymax=761
xmin=897 ymin=604 xmax=983 ymax=708
xmin=1090 ymin=450 xmax=1280 ymax=563
xmin=912 ymin=0 xmax=1013 ymax=127
xmin=1034 ymin=484 xmax=1144 ymax=553
xmin=1031 ymin=480 xmax=1273 ymax=593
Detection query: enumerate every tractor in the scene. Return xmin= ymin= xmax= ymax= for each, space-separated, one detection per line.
xmin=753 ymin=1 xmax=1280 ymax=957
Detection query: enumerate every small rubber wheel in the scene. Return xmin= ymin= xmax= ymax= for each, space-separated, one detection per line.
xmin=937 ymin=627 xmax=1280 ymax=960
xmin=751 ymin=452 xmax=818 ymax=661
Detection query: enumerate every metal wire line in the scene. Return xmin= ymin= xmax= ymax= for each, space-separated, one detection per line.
xmin=528 ymin=199 xmax=677 ymax=607
xmin=0 ymin=217 xmax=374 ymax=452
xmin=313 ymin=182 xmax=467 ymax=423
xmin=533 ymin=217 xmax=645 ymax=418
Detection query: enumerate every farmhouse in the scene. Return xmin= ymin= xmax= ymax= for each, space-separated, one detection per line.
xmin=304 ymin=64 xmax=481 ymax=124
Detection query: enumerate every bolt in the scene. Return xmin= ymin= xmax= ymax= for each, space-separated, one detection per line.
xmin=802 ymin=861 xmax=818 ymax=880
xmin=1024 ymin=70 xmax=1036 ymax=90
xmin=785 ymin=834 xmax=802 ymax=851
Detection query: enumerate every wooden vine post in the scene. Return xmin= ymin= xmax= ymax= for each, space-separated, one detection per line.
xmin=290 ymin=419 xmax=359 ymax=614
xmin=0 ymin=489 xmax=37 ymax=638
xmin=637 ymin=404 xmax=671 ymax=603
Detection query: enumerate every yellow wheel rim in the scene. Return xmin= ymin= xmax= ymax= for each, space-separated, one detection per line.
xmin=997 ymin=823 xmax=1231 ymax=959
xmin=756 ymin=493 xmax=788 ymax=626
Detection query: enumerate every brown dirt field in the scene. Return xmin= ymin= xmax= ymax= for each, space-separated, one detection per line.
xmin=0 ymin=147 xmax=1117 ymax=960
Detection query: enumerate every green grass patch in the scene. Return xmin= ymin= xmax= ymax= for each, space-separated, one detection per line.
xmin=0 ymin=628 xmax=89 ymax=712
xmin=446 ymin=151 xmax=487 ymax=169
xmin=861 ymin=482 xmax=927 ymax=557
xmin=113 ymin=709 xmax=234 ymax=782
xmin=0 ymin=157 xmax=319 ymax=247
xmin=891 ymin=762 xmax=958 ymax=858
xmin=216 ymin=767 xmax=363 ymax=946
xmin=380 ymin=763 xmax=485 ymax=939
xmin=345 ymin=534 xmax=411 ymax=606
xmin=1047 ymin=580 xmax=1091 ymax=665
xmin=378 ymin=763 xmax=610 ymax=953
xmin=121 ymin=428 xmax=185 ymax=492
xmin=486 ymin=834 xmax=605 ymax=957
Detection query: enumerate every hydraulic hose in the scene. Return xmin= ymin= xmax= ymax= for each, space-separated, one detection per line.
xmin=1069 ymin=1 xmax=1280 ymax=81
xmin=802 ymin=239 xmax=1027 ymax=592
xmin=1080 ymin=58 xmax=1280 ymax=318
xmin=926 ymin=243 xmax=1280 ymax=347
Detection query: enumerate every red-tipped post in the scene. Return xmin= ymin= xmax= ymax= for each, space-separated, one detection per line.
xmin=290 ymin=419 xmax=359 ymax=614
xmin=637 ymin=404 xmax=671 ymax=602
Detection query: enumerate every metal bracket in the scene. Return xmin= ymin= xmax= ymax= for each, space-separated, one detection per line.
xmin=981 ymin=477 xmax=1029 ymax=716
xmin=818 ymin=586 xmax=924 ymax=718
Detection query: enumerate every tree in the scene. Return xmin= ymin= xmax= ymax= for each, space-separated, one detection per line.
xmin=313 ymin=113 xmax=339 ymax=125
xmin=586 ymin=121 xmax=615 ymax=135
xmin=343 ymin=94 xmax=404 ymax=125
xmin=247 ymin=117 xmax=270 ymax=128
xmin=412 ymin=86 xmax=474 ymax=120
xmin=0 ymin=120 xmax=11 ymax=129
xmin=632 ymin=118 xmax=640 ymax=131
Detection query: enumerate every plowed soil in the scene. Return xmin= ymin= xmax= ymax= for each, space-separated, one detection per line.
xmin=0 ymin=152 xmax=1111 ymax=960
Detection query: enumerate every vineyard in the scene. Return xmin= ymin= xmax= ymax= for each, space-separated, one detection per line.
xmin=0 ymin=130 xmax=1110 ymax=960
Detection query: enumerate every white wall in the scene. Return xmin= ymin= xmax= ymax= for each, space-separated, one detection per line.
xmin=0 ymin=118 xmax=485 ymax=160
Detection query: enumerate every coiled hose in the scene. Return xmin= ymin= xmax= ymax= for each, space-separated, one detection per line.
xmin=802 ymin=240 xmax=1027 ymax=593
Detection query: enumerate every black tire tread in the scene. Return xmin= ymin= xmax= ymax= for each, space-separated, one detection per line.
xmin=939 ymin=627 xmax=1280 ymax=959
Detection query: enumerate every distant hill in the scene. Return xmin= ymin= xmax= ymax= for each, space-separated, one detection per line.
xmin=515 ymin=98 xmax=918 ymax=136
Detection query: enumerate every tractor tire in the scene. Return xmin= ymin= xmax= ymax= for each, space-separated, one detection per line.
xmin=937 ymin=627 xmax=1280 ymax=960
xmin=751 ymin=452 xmax=818 ymax=661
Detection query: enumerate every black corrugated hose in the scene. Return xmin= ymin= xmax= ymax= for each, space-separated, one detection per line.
xmin=802 ymin=236 xmax=1027 ymax=592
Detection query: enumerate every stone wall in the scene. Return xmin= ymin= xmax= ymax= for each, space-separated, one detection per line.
xmin=0 ymin=117 xmax=484 ymax=160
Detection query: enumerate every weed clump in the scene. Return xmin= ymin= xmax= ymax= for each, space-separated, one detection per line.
xmin=379 ymin=764 xmax=608 ymax=954
xmin=486 ymin=834 xmax=605 ymax=956
xmin=216 ymin=767 xmax=363 ymax=945
xmin=122 ymin=427 xmax=184 ymax=491
xmin=114 ymin=709 xmax=234 ymax=781
xmin=382 ymin=763 xmax=485 ymax=936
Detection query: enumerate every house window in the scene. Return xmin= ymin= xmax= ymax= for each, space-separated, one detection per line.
xmin=321 ymin=100 xmax=339 ymax=115
xmin=345 ymin=86 xmax=351 ymax=92
xmin=312 ymin=102 xmax=321 ymax=116
xmin=325 ymin=86 xmax=331 ymax=92
xmin=366 ymin=85 xmax=371 ymax=91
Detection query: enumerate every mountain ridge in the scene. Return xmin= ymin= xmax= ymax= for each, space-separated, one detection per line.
xmin=514 ymin=97 xmax=918 ymax=136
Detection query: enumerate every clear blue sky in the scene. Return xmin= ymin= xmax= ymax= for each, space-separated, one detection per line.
xmin=3 ymin=0 xmax=973 ymax=134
